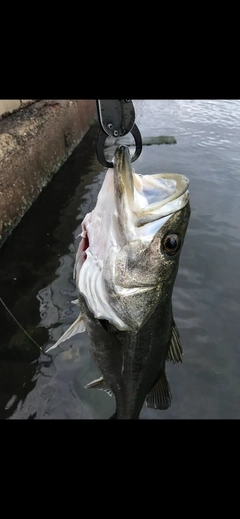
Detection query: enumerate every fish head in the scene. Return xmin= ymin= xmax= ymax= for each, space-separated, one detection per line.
xmin=112 ymin=199 xmax=191 ymax=290
xmin=76 ymin=145 xmax=190 ymax=332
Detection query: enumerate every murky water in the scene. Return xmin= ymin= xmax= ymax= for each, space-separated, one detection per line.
xmin=1 ymin=100 xmax=240 ymax=419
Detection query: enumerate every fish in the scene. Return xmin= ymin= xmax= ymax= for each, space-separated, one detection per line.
xmin=46 ymin=145 xmax=190 ymax=419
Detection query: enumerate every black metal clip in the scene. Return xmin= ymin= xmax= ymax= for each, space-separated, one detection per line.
xmin=96 ymin=100 xmax=142 ymax=168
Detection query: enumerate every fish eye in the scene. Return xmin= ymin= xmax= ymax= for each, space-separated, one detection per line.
xmin=162 ymin=234 xmax=180 ymax=255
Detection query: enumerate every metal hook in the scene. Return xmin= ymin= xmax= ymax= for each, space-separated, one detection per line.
xmin=96 ymin=124 xmax=143 ymax=168
xmin=130 ymin=124 xmax=143 ymax=164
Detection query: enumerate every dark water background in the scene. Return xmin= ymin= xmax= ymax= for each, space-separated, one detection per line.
xmin=1 ymin=99 xmax=240 ymax=419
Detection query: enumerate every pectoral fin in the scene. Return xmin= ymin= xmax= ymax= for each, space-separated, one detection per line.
xmin=146 ymin=371 xmax=172 ymax=410
xmin=46 ymin=313 xmax=85 ymax=352
xmin=85 ymin=377 xmax=113 ymax=397
xmin=166 ymin=320 xmax=183 ymax=364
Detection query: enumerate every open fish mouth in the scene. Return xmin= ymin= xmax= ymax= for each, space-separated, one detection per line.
xmin=113 ymin=145 xmax=189 ymax=237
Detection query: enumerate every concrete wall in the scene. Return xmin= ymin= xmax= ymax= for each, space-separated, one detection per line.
xmin=0 ymin=99 xmax=96 ymax=247
xmin=0 ymin=100 xmax=35 ymax=117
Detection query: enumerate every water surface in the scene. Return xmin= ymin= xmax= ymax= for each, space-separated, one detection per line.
xmin=1 ymin=100 xmax=240 ymax=419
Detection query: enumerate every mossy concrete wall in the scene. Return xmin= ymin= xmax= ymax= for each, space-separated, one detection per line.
xmin=0 ymin=99 xmax=96 ymax=248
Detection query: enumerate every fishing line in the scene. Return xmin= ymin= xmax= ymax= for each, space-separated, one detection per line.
xmin=0 ymin=297 xmax=42 ymax=351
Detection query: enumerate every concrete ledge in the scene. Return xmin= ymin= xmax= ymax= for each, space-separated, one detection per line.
xmin=0 ymin=100 xmax=36 ymax=117
xmin=0 ymin=99 xmax=96 ymax=247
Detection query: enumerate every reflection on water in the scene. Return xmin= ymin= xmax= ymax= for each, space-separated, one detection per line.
xmin=0 ymin=100 xmax=240 ymax=419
